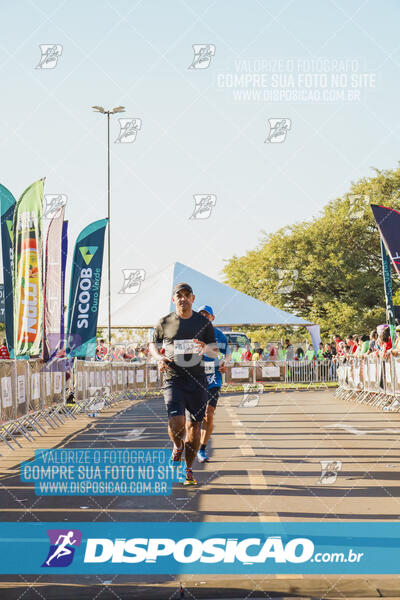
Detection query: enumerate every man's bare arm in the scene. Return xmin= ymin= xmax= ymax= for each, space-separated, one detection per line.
xmin=148 ymin=342 xmax=171 ymax=372
xmin=148 ymin=342 xmax=162 ymax=361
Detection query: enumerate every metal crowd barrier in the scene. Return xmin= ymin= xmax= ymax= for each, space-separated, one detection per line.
xmin=335 ymin=354 xmax=400 ymax=411
xmin=0 ymin=359 xmax=161 ymax=451
xmin=223 ymin=359 xmax=337 ymax=390
xmin=0 ymin=359 xmax=68 ymax=450
xmin=0 ymin=356 xmax=336 ymax=451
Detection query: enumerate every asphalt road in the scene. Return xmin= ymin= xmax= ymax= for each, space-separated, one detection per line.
xmin=1 ymin=389 xmax=400 ymax=598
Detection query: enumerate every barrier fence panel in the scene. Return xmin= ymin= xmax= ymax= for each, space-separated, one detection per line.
xmin=15 ymin=359 xmax=28 ymax=418
xmin=127 ymin=365 xmax=135 ymax=390
xmin=393 ymin=358 xmax=400 ymax=398
xmin=123 ymin=364 xmax=128 ymax=391
xmin=335 ymin=354 xmax=400 ymax=412
xmin=353 ymin=359 xmax=362 ymax=392
xmin=28 ymin=359 xmax=43 ymax=412
xmin=116 ymin=364 xmax=124 ymax=392
xmin=255 ymin=362 xmax=284 ymax=384
xmin=283 ymin=359 xmax=336 ymax=387
xmin=224 ymin=363 xmax=253 ymax=386
xmin=0 ymin=360 xmax=15 ymax=422
xmin=285 ymin=360 xmax=313 ymax=385
xmin=75 ymin=359 xmax=88 ymax=401
xmin=147 ymin=364 xmax=160 ymax=390
xmin=385 ymin=358 xmax=395 ymax=398
xmin=135 ymin=363 xmax=146 ymax=391
xmin=222 ymin=360 xmax=337 ymax=388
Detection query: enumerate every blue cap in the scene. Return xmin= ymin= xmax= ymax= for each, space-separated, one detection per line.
xmin=198 ymin=304 xmax=214 ymax=317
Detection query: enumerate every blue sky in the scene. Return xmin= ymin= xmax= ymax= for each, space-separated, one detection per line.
xmin=1 ymin=0 xmax=400 ymax=316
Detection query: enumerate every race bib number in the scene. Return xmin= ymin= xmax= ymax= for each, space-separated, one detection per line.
xmin=174 ymin=340 xmax=196 ymax=354
xmin=204 ymin=363 xmax=215 ymax=374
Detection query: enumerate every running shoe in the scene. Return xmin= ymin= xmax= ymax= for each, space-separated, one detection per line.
xmin=183 ymin=468 xmax=197 ymax=486
xmin=170 ymin=443 xmax=184 ymax=464
xmin=197 ymin=448 xmax=209 ymax=463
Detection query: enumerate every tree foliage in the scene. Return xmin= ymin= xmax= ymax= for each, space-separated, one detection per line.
xmin=223 ymin=165 xmax=400 ymax=338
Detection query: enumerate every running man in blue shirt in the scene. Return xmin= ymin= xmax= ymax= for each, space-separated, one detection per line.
xmin=196 ymin=305 xmax=230 ymax=463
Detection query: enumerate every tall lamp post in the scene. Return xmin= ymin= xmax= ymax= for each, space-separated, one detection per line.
xmin=92 ymin=105 xmax=126 ymax=349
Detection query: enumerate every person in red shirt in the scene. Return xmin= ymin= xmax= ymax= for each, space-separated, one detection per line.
xmin=0 ymin=339 xmax=10 ymax=359
xmin=123 ymin=346 xmax=134 ymax=360
xmin=333 ymin=334 xmax=343 ymax=354
xmin=380 ymin=327 xmax=392 ymax=358
xmin=241 ymin=344 xmax=252 ymax=362
xmin=268 ymin=344 xmax=278 ymax=360
xmin=336 ymin=341 xmax=347 ymax=359
xmin=95 ymin=339 xmax=108 ymax=361
xmin=346 ymin=335 xmax=357 ymax=354
xmin=113 ymin=346 xmax=124 ymax=361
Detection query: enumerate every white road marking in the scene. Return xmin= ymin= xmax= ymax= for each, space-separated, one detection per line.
xmin=325 ymin=424 xmax=400 ymax=435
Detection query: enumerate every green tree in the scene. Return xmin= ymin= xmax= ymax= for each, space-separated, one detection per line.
xmin=223 ymin=165 xmax=400 ymax=338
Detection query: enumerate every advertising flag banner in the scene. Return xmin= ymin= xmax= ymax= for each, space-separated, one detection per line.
xmin=67 ymin=218 xmax=107 ymax=358
xmin=380 ymin=238 xmax=396 ymax=342
xmin=371 ymin=204 xmax=400 ymax=276
xmin=0 ymin=284 xmax=5 ymax=322
xmin=0 ymin=184 xmax=16 ymax=356
xmin=13 ymin=179 xmax=44 ymax=357
xmin=60 ymin=220 xmax=68 ymax=347
xmin=43 ymin=206 xmax=65 ymax=361
xmin=371 ymin=204 xmax=399 ymax=341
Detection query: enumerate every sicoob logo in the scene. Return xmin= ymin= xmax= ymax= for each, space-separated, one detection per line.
xmin=42 ymin=529 xmax=82 ymax=567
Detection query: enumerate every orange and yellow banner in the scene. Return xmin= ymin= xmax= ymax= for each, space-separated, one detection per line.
xmin=13 ymin=179 xmax=44 ymax=356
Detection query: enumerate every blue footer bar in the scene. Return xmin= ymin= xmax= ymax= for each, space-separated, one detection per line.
xmin=1 ymin=522 xmax=400 ymax=574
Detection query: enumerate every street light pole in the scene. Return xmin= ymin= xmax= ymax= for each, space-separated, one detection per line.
xmin=107 ymin=111 xmax=111 ymax=348
xmin=92 ymin=105 xmax=126 ymax=351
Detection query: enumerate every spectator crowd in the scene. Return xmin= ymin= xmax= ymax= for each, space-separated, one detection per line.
xmin=95 ymin=339 xmax=151 ymax=362
xmin=94 ymin=328 xmax=400 ymax=364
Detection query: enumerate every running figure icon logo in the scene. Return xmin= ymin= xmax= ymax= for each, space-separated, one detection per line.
xmin=189 ymin=195 xmax=217 ymax=220
xmin=188 ymin=44 xmax=216 ymax=69
xmin=265 ymin=118 xmax=291 ymax=143
xmin=240 ymin=384 xmax=264 ymax=408
xmin=275 ymin=268 xmax=299 ymax=294
xmin=119 ymin=269 xmax=146 ymax=294
xmin=42 ymin=529 xmax=82 ymax=567
xmin=43 ymin=194 xmax=67 ymax=219
xmin=114 ymin=118 xmax=142 ymax=143
xmin=36 ymin=44 xmax=63 ymax=69
xmin=319 ymin=460 xmax=342 ymax=485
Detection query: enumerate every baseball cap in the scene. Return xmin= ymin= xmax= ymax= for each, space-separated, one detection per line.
xmin=198 ymin=304 xmax=214 ymax=317
xmin=172 ymin=282 xmax=193 ymax=295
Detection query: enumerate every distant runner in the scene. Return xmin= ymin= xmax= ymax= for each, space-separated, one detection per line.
xmin=149 ymin=283 xmax=217 ymax=486
xmin=197 ymin=305 xmax=230 ymax=463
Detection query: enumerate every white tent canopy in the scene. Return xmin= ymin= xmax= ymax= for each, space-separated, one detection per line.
xmin=100 ymin=262 xmax=314 ymax=329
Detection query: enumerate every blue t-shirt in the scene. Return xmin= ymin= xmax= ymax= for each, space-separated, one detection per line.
xmin=203 ymin=327 xmax=228 ymax=389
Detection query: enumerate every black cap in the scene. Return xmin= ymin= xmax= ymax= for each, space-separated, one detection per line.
xmin=173 ymin=282 xmax=193 ymax=295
